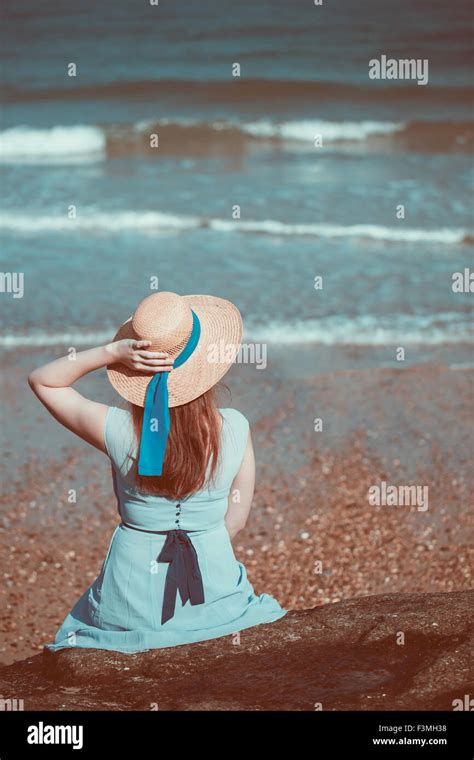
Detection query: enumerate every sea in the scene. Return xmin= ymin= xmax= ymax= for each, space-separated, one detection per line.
xmin=1 ymin=0 xmax=473 ymax=368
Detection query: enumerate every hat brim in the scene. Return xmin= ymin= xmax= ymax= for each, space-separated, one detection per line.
xmin=106 ymin=294 xmax=242 ymax=408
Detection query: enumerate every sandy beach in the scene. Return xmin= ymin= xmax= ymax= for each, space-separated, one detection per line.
xmin=1 ymin=350 xmax=472 ymax=666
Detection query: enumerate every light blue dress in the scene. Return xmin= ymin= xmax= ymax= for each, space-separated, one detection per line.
xmin=45 ymin=406 xmax=287 ymax=654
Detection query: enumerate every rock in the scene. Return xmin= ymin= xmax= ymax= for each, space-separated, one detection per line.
xmin=0 ymin=591 xmax=472 ymax=711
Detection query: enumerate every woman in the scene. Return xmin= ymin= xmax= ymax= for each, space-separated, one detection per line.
xmin=29 ymin=291 xmax=287 ymax=653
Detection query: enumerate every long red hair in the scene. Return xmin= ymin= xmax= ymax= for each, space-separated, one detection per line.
xmin=129 ymin=384 xmax=223 ymax=501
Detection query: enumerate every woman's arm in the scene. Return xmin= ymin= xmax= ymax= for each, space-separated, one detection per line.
xmin=224 ymin=430 xmax=256 ymax=539
xmin=28 ymin=340 xmax=172 ymax=453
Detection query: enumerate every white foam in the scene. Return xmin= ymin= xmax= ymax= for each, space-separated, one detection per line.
xmin=244 ymin=313 xmax=474 ymax=346
xmin=0 ymin=330 xmax=116 ymax=349
xmin=242 ymin=119 xmax=404 ymax=141
xmin=0 ymin=211 xmax=467 ymax=244
xmin=210 ymin=219 xmax=467 ymax=244
xmin=0 ymin=211 xmax=200 ymax=233
xmin=0 ymin=125 xmax=106 ymax=163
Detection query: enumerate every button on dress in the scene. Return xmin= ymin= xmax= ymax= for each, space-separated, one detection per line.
xmin=45 ymin=407 xmax=287 ymax=653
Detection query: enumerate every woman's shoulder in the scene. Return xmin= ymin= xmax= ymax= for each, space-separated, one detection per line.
xmin=107 ymin=403 xmax=131 ymax=417
xmin=105 ymin=404 xmax=132 ymax=429
xmin=218 ymin=407 xmax=250 ymax=439
xmin=217 ymin=409 xmax=250 ymax=471
xmin=104 ymin=405 xmax=135 ymax=465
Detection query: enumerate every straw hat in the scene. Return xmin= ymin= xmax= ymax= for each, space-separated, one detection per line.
xmin=107 ymin=292 xmax=242 ymax=407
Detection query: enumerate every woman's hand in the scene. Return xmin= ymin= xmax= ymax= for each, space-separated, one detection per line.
xmin=107 ymin=339 xmax=174 ymax=373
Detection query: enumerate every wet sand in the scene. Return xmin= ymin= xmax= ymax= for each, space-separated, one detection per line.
xmin=0 ymin=353 xmax=473 ymax=665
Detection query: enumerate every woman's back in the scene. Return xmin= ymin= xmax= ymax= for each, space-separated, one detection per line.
xmin=46 ymin=403 xmax=286 ymax=652
xmin=33 ymin=291 xmax=287 ymax=653
xmin=105 ymin=405 xmax=250 ymax=532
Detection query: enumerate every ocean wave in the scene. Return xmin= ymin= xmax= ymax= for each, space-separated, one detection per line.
xmin=0 ymin=211 xmax=200 ymax=233
xmin=242 ymin=119 xmax=403 ymax=141
xmin=3 ymin=78 xmax=472 ymax=106
xmin=0 ymin=125 xmax=106 ymax=162
xmin=0 ymin=330 xmax=116 ymax=349
xmin=0 ymin=117 xmax=472 ymax=163
xmin=0 ymin=210 xmax=469 ymax=244
xmin=210 ymin=220 xmax=469 ymax=244
xmin=1 ymin=313 xmax=472 ymax=350
xmin=244 ymin=313 xmax=474 ymax=346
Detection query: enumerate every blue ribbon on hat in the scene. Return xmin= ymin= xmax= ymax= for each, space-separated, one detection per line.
xmin=138 ymin=310 xmax=201 ymax=476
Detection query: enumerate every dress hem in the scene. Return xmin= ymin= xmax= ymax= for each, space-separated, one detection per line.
xmin=44 ymin=608 xmax=289 ymax=655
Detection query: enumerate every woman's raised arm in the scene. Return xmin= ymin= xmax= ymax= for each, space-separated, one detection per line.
xmin=28 ymin=340 xmax=172 ymax=452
